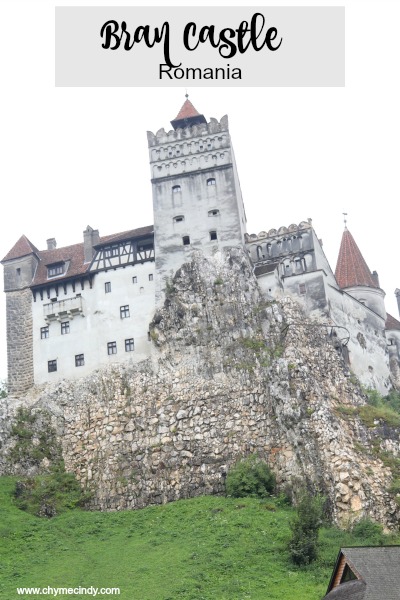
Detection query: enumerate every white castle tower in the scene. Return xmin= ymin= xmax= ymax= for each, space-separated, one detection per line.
xmin=147 ymin=97 xmax=247 ymax=305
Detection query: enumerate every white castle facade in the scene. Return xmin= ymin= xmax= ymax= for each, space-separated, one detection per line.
xmin=2 ymin=99 xmax=400 ymax=396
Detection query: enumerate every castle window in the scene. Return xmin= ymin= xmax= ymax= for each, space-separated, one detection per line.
xmin=208 ymin=209 xmax=219 ymax=217
xmin=210 ymin=231 xmax=218 ymax=241
xmin=47 ymin=263 xmax=64 ymax=278
xmin=40 ymin=326 xmax=49 ymax=339
xmin=75 ymin=354 xmax=84 ymax=367
xmin=105 ymin=282 xmax=111 ymax=293
xmin=182 ymin=236 xmax=190 ymax=246
xmin=172 ymin=185 xmax=181 ymax=193
xmin=120 ymin=305 xmax=130 ymax=319
xmin=61 ymin=321 xmax=70 ymax=335
xmin=149 ymin=274 xmax=153 ymax=281
xmin=104 ymin=245 xmax=119 ymax=258
xmin=48 ymin=359 xmax=57 ymax=373
xmin=299 ymin=283 xmax=306 ymax=295
xmin=173 ymin=215 xmax=185 ymax=223
xmin=16 ymin=268 xmax=21 ymax=276
xmin=132 ymin=276 xmax=137 ymax=284
xmin=389 ymin=339 xmax=395 ymax=345
xmin=107 ymin=341 xmax=117 ymax=355
xmin=125 ymin=338 xmax=135 ymax=352
xmin=207 ymin=178 xmax=216 ymax=186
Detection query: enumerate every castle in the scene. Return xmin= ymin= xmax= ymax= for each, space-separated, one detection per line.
xmin=2 ymin=98 xmax=400 ymax=396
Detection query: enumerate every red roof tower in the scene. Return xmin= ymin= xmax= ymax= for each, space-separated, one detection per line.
xmin=170 ymin=96 xmax=207 ymax=130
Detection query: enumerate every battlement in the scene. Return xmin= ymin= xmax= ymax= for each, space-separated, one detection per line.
xmin=245 ymin=220 xmax=313 ymax=244
xmin=147 ymin=115 xmax=229 ymax=146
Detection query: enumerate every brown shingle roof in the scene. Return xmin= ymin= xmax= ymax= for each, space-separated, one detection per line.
xmin=24 ymin=225 xmax=154 ymax=287
xmin=386 ymin=313 xmax=400 ymax=331
xmin=335 ymin=229 xmax=378 ymax=289
xmin=1 ymin=235 xmax=39 ymax=262
xmin=97 ymin=226 xmax=154 ymax=246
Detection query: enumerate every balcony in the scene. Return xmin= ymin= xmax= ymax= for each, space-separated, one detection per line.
xmin=43 ymin=296 xmax=84 ymax=322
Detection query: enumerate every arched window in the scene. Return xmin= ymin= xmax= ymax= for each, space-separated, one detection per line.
xmin=207 ymin=178 xmax=216 ymax=186
xmin=208 ymin=209 xmax=220 ymax=217
xmin=172 ymin=185 xmax=181 ymax=193
xmin=173 ymin=215 xmax=185 ymax=223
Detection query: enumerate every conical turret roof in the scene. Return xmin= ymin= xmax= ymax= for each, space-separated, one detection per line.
xmin=170 ymin=97 xmax=207 ymax=130
xmin=335 ymin=228 xmax=378 ymax=289
xmin=1 ymin=235 xmax=39 ymax=262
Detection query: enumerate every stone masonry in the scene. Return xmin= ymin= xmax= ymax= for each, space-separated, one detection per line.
xmin=1 ymin=248 xmax=399 ymax=529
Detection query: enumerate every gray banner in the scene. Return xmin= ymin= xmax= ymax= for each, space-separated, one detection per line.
xmin=55 ymin=6 xmax=344 ymax=87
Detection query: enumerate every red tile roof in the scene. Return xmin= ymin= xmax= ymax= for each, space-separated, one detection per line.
xmin=335 ymin=229 xmax=378 ymax=289
xmin=4 ymin=226 xmax=154 ymax=287
xmin=32 ymin=242 xmax=87 ymax=287
xmin=173 ymin=98 xmax=202 ymax=121
xmin=1 ymin=235 xmax=39 ymax=262
xmin=386 ymin=313 xmax=400 ymax=331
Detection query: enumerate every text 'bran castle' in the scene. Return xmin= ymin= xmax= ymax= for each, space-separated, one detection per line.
xmin=2 ymin=99 xmax=400 ymax=396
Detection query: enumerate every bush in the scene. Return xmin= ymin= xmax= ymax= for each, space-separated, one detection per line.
xmin=351 ymin=518 xmax=384 ymax=544
xmin=14 ymin=462 xmax=91 ymax=518
xmin=225 ymin=455 xmax=276 ymax=499
xmin=289 ymin=492 xmax=325 ymax=566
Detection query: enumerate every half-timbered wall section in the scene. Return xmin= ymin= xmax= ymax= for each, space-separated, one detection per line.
xmin=90 ymin=237 xmax=155 ymax=272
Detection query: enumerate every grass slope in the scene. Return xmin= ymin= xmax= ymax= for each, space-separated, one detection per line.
xmin=0 ymin=476 xmax=399 ymax=600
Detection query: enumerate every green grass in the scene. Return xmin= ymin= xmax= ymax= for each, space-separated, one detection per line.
xmin=1 ymin=477 xmax=399 ymax=600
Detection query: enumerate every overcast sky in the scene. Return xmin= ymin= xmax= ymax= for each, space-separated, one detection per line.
xmin=0 ymin=0 xmax=399 ymax=382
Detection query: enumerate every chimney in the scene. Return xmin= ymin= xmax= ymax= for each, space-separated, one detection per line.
xmin=83 ymin=226 xmax=100 ymax=263
xmin=372 ymin=270 xmax=380 ymax=288
xmin=46 ymin=238 xmax=57 ymax=250
xmin=395 ymin=288 xmax=400 ymax=319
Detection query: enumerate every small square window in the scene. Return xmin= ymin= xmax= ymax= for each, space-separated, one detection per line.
xmin=120 ymin=305 xmax=130 ymax=319
xmin=61 ymin=321 xmax=70 ymax=335
xmin=105 ymin=282 xmax=111 ymax=293
xmin=107 ymin=341 xmax=117 ymax=355
xmin=48 ymin=359 xmax=57 ymax=373
xmin=207 ymin=178 xmax=216 ymax=186
xmin=210 ymin=231 xmax=218 ymax=241
xmin=183 ymin=236 xmax=190 ymax=246
xmin=125 ymin=338 xmax=135 ymax=352
xmin=149 ymin=274 xmax=153 ymax=281
xmin=172 ymin=185 xmax=181 ymax=193
xmin=132 ymin=276 xmax=137 ymax=284
xmin=75 ymin=354 xmax=84 ymax=367
xmin=41 ymin=326 xmax=49 ymax=339
xmin=299 ymin=283 xmax=306 ymax=295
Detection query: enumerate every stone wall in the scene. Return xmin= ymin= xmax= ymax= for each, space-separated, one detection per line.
xmin=1 ymin=248 xmax=400 ymax=529
xmin=5 ymin=288 xmax=34 ymax=395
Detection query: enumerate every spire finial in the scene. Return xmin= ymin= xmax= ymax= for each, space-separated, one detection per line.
xmin=343 ymin=212 xmax=348 ymax=229
xmin=185 ymin=89 xmax=189 ymax=99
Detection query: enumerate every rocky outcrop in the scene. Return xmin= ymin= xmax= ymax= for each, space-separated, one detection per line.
xmin=1 ymin=248 xmax=399 ymax=528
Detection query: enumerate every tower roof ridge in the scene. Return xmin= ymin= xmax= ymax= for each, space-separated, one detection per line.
xmin=335 ymin=228 xmax=378 ymax=289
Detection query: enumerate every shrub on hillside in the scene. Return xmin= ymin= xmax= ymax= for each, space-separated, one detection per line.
xmin=225 ymin=455 xmax=276 ymax=498
xmin=14 ymin=461 xmax=91 ymax=518
xmin=289 ymin=492 xmax=325 ymax=566
xmin=351 ymin=518 xmax=384 ymax=544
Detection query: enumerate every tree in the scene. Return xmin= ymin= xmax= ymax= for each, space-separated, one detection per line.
xmin=289 ymin=491 xmax=325 ymax=566
xmin=0 ymin=380 xmax=7 ymax=399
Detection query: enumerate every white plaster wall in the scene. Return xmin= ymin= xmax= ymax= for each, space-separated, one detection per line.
xmin=32 ymin=262 xmax=155 ymax=384
xmin=152 ymin=136 xmax=246 ymax=306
